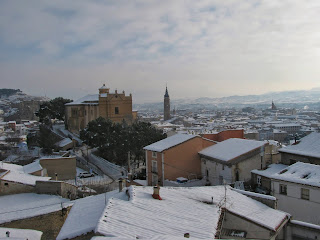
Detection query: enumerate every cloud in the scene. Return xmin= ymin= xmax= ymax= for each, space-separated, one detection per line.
xmin=0 ymin=0 xmax=320 ymax=103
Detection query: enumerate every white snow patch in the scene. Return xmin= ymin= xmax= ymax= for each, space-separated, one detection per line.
xmin=57 ymin=191 xmax=127 ymax=240
xmin=143 ymin=134 xmax=196 ymax=152
xmin=0 ymin=227 xmax=42 ymax=240
xmin=0 ymin=193 xmax=72 ymax=224
xmin=199 ymin=138 xmax=266 ymax=161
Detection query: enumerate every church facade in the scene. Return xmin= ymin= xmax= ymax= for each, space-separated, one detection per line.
xmin=65 ymin=84 xmax=136 ymax=133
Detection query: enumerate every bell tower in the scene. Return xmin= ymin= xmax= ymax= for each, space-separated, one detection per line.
xmin=164 ymin=86 xmax=170 ymax=121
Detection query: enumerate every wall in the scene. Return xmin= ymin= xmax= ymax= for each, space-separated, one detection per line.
xmin=40 ymin=157 xmax=76 ymax=180
xmin=201 ymin=129 xmax=244 ymax=142
xmin=201 ymin=159 xmax=232 ymax=185
xmin=35 ymin=181 xmax=77 ymax=200
xmin=280 ymin=152 xmax=320 ymax=165
xmin=272 ymin=180 xmax=320 ymax=225
xmin=221 ymin=210 xmax=275 ymax=239
xmin=286 ymin=221 xmax=320 ymax=240
xmin=0 ymin=180 xmax=34 ymax=196
xmin=202 ymin=152 xmax=263 ymax=186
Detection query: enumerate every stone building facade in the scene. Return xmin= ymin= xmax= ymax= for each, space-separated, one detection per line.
xmin=65 ymin=84 xmax=136 ymax=133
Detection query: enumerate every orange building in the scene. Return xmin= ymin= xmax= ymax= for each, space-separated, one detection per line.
xmin=144 ymin=134 xmax=215 ymax=186
xmin=65 ymin=85 xmax=136 ymax=133
xmin=201 ymin=129 xmax=244 ymax=142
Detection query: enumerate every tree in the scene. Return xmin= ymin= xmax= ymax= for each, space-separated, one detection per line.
xmin=80 ymin=119 xmax=166 ymax=166
xmin=36 ymin=97 xmax=72 ymax=124
xmin=27 ymin=125 xmax=60 ymax=154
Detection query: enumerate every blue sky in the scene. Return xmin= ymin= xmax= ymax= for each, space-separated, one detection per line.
xmin=1 ymin=0 xmax=320 ymax=103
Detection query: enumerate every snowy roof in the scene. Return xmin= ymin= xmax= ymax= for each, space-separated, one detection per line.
xmin=252 ymin=164 xmax=288 ymax=178
xmin=279 ymin=132 xmax=320 ymax=158
xmin=57 ymin=138 xmax=73 ymax=147
xmin=143 ymin=134 xmax=197 ymax=152
xmin=65 ymin=94 xmax=99 ymax=106
xmin=272 ymin=162 xmax=320 ymax=187
xmin=0 ymin=193 xmax=72 ymax=224
xmin=57 ymin=191 xmax=127 ymax=240
xmin=23 ymin=160 xmax=43 ymax=174
xmin=0 ymin=162 xmax=50 ymax=186
xmin=95 ymin=186 xmax=289 ymax=239
xmin=199 ymin=138 xmax=266 ymax=162
xmin=0 ymin=227 xmax=42 ymax=240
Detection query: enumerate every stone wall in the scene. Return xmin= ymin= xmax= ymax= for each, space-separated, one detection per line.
xmin=0 ymin=180 xmax=34 ymax=196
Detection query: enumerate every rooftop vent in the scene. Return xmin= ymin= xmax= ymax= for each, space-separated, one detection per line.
xmin=152 ymin=185 xmax=162 ymax=200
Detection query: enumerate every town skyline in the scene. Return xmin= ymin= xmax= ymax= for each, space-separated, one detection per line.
xmin=1 ymin=1 xmax=320 ymax=103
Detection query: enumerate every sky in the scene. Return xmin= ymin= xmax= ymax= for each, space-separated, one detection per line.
xmin=1 ymin=0 xmax=320 ymax=103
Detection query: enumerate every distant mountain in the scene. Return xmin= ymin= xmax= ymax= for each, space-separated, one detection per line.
xmin=134 ymin=89 xmax=320 ymax=111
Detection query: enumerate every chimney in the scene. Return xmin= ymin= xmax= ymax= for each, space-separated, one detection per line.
xmin=119 ymin=178 xmax=124 ymax=192
xmin=152 ymin=185 xmax=162 ymax=200
xmin=184 ymin=233 xmax=190 ymax=238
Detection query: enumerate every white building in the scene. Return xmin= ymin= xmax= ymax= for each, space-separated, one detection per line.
xmin=252 ymin=162 xmax=320 ymax=225
xmin=199 ymin=138 xmax=267 ymax=185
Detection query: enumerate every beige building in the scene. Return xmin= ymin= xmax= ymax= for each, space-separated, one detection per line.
xmin=65 ymin=84 xmax=136 ymax=133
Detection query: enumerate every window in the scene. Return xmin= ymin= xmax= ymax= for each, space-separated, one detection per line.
xmin=279 ymin=184 xmax=287 ymax=195
xmin=115 ymin=107 xmax=119 ymax=114
xmin=152 ymin=160 xmax=157 ymax=173
xmin=152 ymin=151 xmax=157 ymax=158
xmin=4 ymin=183 xmax=8 ymax=186
xmin=301 ymin=188 xmax=309 ymax=200
xmin=257 ymin=176 xmax=261 ymax=185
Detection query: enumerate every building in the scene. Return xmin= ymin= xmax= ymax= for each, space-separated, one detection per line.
xmin=143 ymin=134 xmax=215 ymax=186
xmin=94 ymin=186 xmax=290 ymax=239
xmin=279 ymin=132 xmax=320 ymax=165
xmin=65 ymin=84 xmax=135 ymax=133
xmin=164 ymin=86 xmax=170 ymax=121
xmin=199 ymin=138 xmax=267 ymax=185
xmin=252 ymin=162 xmax=320 ymax=225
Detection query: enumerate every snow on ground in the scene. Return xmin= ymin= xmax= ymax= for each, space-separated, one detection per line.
xmin=0 ymin=227 xmax=42 ymax=240
xmin=56 ymin=190 xmax=127 ymax=240
xmin=143 ymin=134 xmax=196 ymax=152
xmin=199 ymin=138 xmax=266 ymax=161
xmin=95 ymin=186 xmax=289 ymax=239
xmin=0 ymin=193 xmax=72 ymax=224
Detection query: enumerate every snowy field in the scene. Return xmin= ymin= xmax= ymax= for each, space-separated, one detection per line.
xmin=0 ymin=193 xmax=72 ymax=224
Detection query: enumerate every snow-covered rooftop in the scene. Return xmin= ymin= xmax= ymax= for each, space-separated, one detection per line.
xmin=273 ymin=162 xmax=320 ymax=187
xmin=279 ymin=132 xmax=320 ymax=158
xmin=65 ymin=94 xmax=99 ymax=106
xmin=23 ymin=160 xmax=43 ymax=174
xmin=143 ymin=134 xmax=197 ymax=152
xmin=57 ymin=138 xmax=73 ymax=147
xmin=0 ymin=193 xmax=72 ymax=224
xmin=0 ymin=162 xmax=50 ymax=186
xmin=252 ymin=164 xmax=288 ymax=178
xmin=57 ymin=191 xmax=127 ymax=240
xmin=252 ymin=162 xmax=320 ymax=188
xmin=199 ymin=138 xmax=266 ymax=162
xmin=95 ymin=186 xmax=289 ymax=239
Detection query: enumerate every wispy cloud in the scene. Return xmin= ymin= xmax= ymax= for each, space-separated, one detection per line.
xmin=0 ymin=0 xmax=320 ymax=102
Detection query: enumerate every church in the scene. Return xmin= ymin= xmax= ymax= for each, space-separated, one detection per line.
xmin=65 ymin=84 xmax=137 ymax=133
